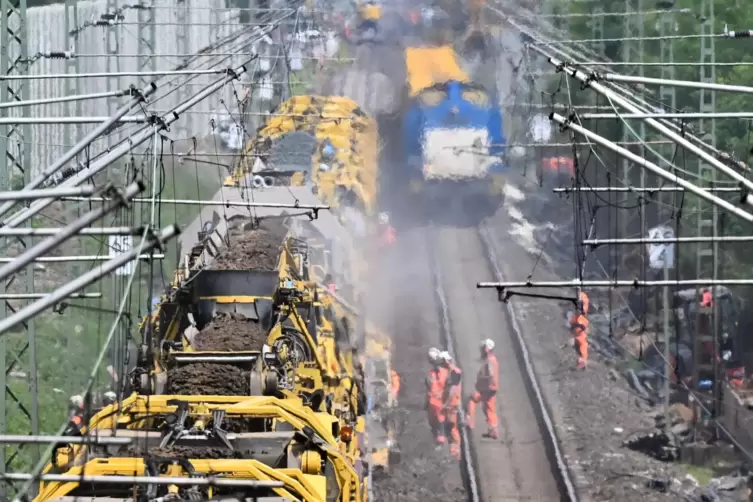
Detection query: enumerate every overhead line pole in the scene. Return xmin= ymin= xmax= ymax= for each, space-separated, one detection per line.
xmin=548 ymin=112 xmax=753 ymax=223
xmin=697 ymin=0 xmax=721 ymax=421
xmin=529 ymin=46 xmax=753 ymax=202
xmin=0 ymin=0 xmax=38 ymax=477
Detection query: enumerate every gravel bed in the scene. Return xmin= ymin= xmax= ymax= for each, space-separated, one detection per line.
xmin=485 ymin=185 xmax=698 ymax=502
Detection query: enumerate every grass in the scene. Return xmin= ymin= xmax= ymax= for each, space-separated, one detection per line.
xmin=680 ymin=461 xmax=738 ymax=487
xmin=2 ymin=153 xmax=223 ymax=473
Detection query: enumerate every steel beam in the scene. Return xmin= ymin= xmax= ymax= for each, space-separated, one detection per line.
xmin=2 ymin=63 xmax=248 ymax=230
xmin=137 ymin=4 xmax=156 ymax=88
xmin=0 ymin=182 xmax=145 ymax=284
xmin=0 ymin=435 xmax=130 ymax=445
xmin=0 ymin=225 xmax=179 ymax=336
xmin=0 ymin=293 xmax=101 ymax=300
xmin=0 ymin=186 xmax=95 ymax=201
xmin=0 ymin=255 xmax=164 ymax=264
xmin=697 ymin=0 xmax=720 ymax=417
xmin=0 ymin=0 xmax=36 ymax=477
xmin=532 ymin=47 xmax=753 ymax=199
xmin=4 ymin=473 xmax=283 ymax=487
xmin=549 ymin=113 xmax=753 ymax=223
xmin=106 ymin=0 xmax=120 ymax=148
xmin=601 ymin=73 xmax=753 ymax=94
xmin=478 ymin=279 xmax=753 ymax=288
xmin=0 ymin=115 xmax=148 ymax=125
xmin=581 ymin=112 xmax=753 ymax=119
xmin=583 ymin=237 xmax=753 ymax=246
xmin=553 ymin=186 xmax=742 ymax=193
xmin=0 ymin=227 xmax=145 ymax=237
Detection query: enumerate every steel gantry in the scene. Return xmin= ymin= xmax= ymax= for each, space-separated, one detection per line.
xmin=695 ymin=0 xmax=720 ymax=416
xmin=107 ymin=0 xmax=121 ymax=147
xmin=137 ymin=3 xmax=157 ymax=87
xmin=657 ymin=3 xmax=677 ymax=222
xmin=0 ymin=0 xmax=40 ymax=483
xmin=589 ymin=3 xmax=606 ymax=57
xmin=620 ymin=0 xmax=646 ymax=245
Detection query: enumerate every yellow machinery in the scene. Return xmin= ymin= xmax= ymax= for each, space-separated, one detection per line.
xmin=404 ymin=46 xmax=470 ymax=98
xmin=44 ymin=88 xmax=388 ymax=502
xmin=39 ymin=395 xmax=362 ymax=502
xmin=357 ymin=0 xmax=382 ymax=23
xmin=122 ymin=211 xmax=369 ymax=500
xmin=361 ymin=326 xmax=399 ymax=472
xmin=228 ymin=96 xmax=379 ymax=219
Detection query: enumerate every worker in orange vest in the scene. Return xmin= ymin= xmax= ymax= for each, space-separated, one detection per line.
xmin=391 ymin=368 xmax=401 ymax=402
xmin=440 ymin=351 xmax=463 ymax=459
xmin=426 ymin=347 xmax=448 ymax=444
xmin=378 ymin=212 xmax=396 ymax=247
xmin=568 ymin=303 xmax=589 ymax=370
xmin=65 ymin=394 xmax=86 ymax=436
xmin=701 ymin=287 xmax=713 ymax=308
xmin=466 ymin=339 xmax=499 ymax=439
xmin=578 ymin=291 xmax=590 ymax=315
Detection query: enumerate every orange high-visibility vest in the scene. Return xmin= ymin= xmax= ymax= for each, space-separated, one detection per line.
xmin=476 ymin=354 xmax=499 ymax=392
xmin=380 ymin=225 xmax=396 ymax=245
xmin=391 ymin=369 xmax=401 ymax=398
xmin=426 ymin=367 xmax=448 ymax=406
xmin=701 ymin=290 xmax=713 ymax=307
xmin=444 ymin=365 xmax=463 ymax=408
xmin=571 ymin=314 xmax=589 ymax=337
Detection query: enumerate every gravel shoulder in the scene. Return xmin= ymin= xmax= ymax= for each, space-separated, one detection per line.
xmin=482 ymin=188 xmax=689 ymax=502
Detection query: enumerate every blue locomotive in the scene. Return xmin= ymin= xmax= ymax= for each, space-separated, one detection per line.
xmin=401 ymin=45 xmax=507 ymax=224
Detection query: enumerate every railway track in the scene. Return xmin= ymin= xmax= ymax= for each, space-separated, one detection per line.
xmin=426 ymin=219 xmax=578 ymax=502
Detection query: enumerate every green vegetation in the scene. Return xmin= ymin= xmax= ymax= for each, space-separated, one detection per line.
xmin=2 ymin=153 xmax=222 ymax=474
xmin=551 ymin=0 xmax=753 ymax=282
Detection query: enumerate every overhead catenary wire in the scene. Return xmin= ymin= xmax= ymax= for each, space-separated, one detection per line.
xmin=532 ymin=48 xmax=753 ymax=202
xmin=2 ymin=63 xmax=249 ymax=230
xmin=489 ymin=0 xmax=753 ymax=470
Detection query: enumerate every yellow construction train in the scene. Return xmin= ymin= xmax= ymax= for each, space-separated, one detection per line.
xmin=36 ymin=95 xmax=397 ymax=502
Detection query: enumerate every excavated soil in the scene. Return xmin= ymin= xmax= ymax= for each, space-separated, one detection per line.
xmin=124 ymin=445 xmax=247 ymax=460
xmin=192 ymin=312 xmax=268 ymax=352
xmin=210 ymin=224 xmax=286 ymax=271
xmin=167 ymin=363 xmax=250 ymax=396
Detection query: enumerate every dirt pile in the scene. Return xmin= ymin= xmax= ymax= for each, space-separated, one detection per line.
xmin=167 ymin=363 xmax=250 ymax=396
xmin=125 ymin=445 xmax=247 ymax=460
xmin=211 ymin=224 xmax=286 ymax=271
xmin=192 ymin=312 xmax=268 ymax=352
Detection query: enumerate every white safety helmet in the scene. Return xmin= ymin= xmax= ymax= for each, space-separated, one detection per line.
xmin=69 ymin=394 xmax=84 ymax=409
xmin=378 ymin=212 xmax=389 ymax=225
xmin=428 ymin=347 xmax=441 ymax=362
xmin=481 ymin=339 xmax=495 ymax=351
xmin=439 ymin=351 xmax=452 ymax=362
xmin=104 ymin=391 xmax=117 ymax=401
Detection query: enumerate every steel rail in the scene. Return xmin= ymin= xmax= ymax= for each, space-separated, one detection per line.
xmin=427 ymin=226 xmax=481 ymax=502
xmin=475 ymin=224 xmax=579 ymax=502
